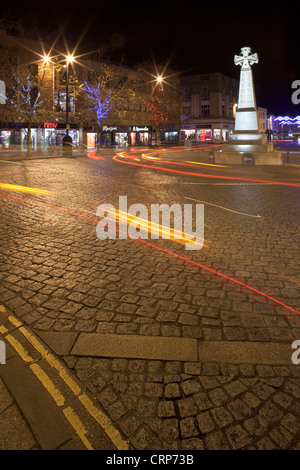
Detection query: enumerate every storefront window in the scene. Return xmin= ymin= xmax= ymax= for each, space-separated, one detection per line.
xmin=213 ymin=129 xmax=221 ymax=142
xmin=115 ymin=133 xmax=128 ymax=147
xmin=130 ymin=132 xmax=136 ymax=146
xmin=222 ymin=129 xmax=229 ymax=141
xmin=139 ymin=132 xmax=149 ymax=145
xmin=196 ymin=129 xmax=212 ymax=141
xmin=181 ymin=129 xmax=195 ymax=141
xmin=165 ymin=132 xmax=178 ymax=143
xmin=87 ymin=133 xmax=97 ymax=149
xmin=21 ymin=129 xmax=37 ymax=150
xmin=1 ymin=131 xmax=11 ymax=148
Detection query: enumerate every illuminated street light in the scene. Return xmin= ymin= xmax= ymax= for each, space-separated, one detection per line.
xmin=156 ymin=75 xmax=164 ymax=91
xmin=62 ymin=53 xmax=75 ymax=155
xmin=233 ymin=102 xmax=238 ymax=118
xmin=64 ymin=54 xmax=74 ymax=137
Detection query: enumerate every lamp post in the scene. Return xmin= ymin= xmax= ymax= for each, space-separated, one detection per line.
xmin=65 ymin=55 xmax=74 ymax=136
xmin=62 ymin=54 xmax=74 ymax=155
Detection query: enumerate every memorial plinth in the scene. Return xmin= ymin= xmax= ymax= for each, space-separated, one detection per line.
xmin=215 ymin=47 xmax=282 ymax=165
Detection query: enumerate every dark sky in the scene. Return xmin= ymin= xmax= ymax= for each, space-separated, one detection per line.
xmin=1 ymin=0 xmax=300 ymax=115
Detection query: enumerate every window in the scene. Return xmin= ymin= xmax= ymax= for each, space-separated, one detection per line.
xmin=201 ymin=105 xmax=210 ymax=117
xmin=222 ymin=88 xmax=225 ymax=101
xmin=201 ymin=86 xmax=210 ymax=101
xmin=222 ymin=105 xmax=225 ymax=117
xmin=54 ymin=91 xmax=74 ymax=113
xmin=183 ymin=88 xmax=191 ymax=100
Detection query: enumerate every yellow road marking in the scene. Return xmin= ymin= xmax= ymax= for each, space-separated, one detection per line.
xmin=8 ymin=315 xmax=23 ymax=327
xmin=5 ymin=315 xmax=125 ymax=449
xmin=30 ymin=363 xmax=65 ymax=407
xmin=0 ymin=325 xmax=8 ymax=334
xmin=63 ymin=407 xmax=94 ymax=450
xmin=79 ymin=393 xmax=130 ymax=450
xmin=0 ymin=305 xmax=6 ymax=313
xmin=0 ymin=183 xmax=52 ymax=196
xmin=19 ymin=326 xmax=48 ymax=356
xmin=17 ymin=325 xmax=81 ymax=396
xmin=6 ymin=334 xmax=34 ymax=362
xmin=45 ymin=353 xmax=81 ymax=396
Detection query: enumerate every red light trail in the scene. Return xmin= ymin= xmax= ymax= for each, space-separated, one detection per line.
xmin=0 ymin=192 xmax=299 ymax=319
xmin=112 ymin=154 xmax=300 ymax=187
xmin=87 ymin=152 xmax=105 ymax=161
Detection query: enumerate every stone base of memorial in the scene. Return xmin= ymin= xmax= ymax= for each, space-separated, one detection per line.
xmin=214 ymin=132 xmax=282 ymax=165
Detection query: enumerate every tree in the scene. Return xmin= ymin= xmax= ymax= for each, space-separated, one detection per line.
xmin=0 ymin=62 xmax=56 ymax=156
xmin=140 ymin=87 xmax=181 ymax=146
xmin=79 ymin=80 xmax=113 ymax=146
xmin=0 ymin=23 xmax=57 ymax=156
xmin=78 ymin=58 xmax=137 ymax=147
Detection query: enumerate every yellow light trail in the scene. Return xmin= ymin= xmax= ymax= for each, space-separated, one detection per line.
xmin=185 ymin=161 xmax=226 ymax=168
xmin=99 ymin=207 xmax=208 ymax=249
xmin=0 ymin=183 xmax=52 ymax=196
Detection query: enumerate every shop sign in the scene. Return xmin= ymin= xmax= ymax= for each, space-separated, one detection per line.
xmin=131 ymin=126 xmax=151 ymax=132
xmin=103 ymin=126 xmax=118 ymax=132
xmin=44 ymin=123 xmax=58 ymax=129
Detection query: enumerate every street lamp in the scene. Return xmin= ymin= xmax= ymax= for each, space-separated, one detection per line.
xmin=65 ymin=54 xmax=74 ymax=136
xmin=156 ymin=75 xmax=163 ymax=91
xmin=233 ymin=103 xmax=238 ymax=118
xmin=61 ymin=54 xmax=74 ymax=155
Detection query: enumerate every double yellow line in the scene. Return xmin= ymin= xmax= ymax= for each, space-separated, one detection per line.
xmin=0 ymin=311 xmax=129 ymax=450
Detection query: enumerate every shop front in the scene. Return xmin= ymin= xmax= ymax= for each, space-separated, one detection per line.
xmin=42 ymin=123 xmax=79 ymax=148
xmin=0 ymin=128 xmax=21 ymax=148
xmin=196 ymin=127 xmax=212 ymax=142
xmin=102 ymin=125 xmax=130 ymax=147
xmin=164 ymin=124 xmax=179 ymax=143
xmin=129 ymin=125 xmax=152 ymax=146
xmin=180 ymin=123 xmax=196 ymax=142
xmin=87 ymin=132 xmax=97 ymax=149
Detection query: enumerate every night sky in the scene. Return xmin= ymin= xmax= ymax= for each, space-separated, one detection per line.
xmin=1 ymin=0 xmax=300 ymax=115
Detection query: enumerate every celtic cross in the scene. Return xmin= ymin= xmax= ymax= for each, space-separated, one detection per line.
xmin=234 ymin=47 xmax=258 ymax=70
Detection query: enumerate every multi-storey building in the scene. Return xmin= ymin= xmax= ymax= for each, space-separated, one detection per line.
xmin=180 ymin=72 xmax=239 ymax=143
xmin=0 ymin=29 xmax=181 ymax=149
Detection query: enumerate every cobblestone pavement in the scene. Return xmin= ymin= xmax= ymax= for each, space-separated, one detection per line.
xmin=0 ymin=149 xmax=299 ymax=449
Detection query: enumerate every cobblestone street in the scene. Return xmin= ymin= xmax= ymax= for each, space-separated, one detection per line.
xmin=0 ymin=147 xmax=299 ymax=450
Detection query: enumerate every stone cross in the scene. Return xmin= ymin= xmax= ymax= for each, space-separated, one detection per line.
xmin=234 ymin=47 xmax=258 ymax=70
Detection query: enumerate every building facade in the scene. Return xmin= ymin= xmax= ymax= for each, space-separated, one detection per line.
xmin=0 ymin=29 xmax=181 ymax=149
xmin=180 ymin=73 xmax=239 ymax=143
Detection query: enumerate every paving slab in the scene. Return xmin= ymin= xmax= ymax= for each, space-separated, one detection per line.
xmin=36 ymin=331 xmax=78 ymax=356
xmin=198 ymin=341 xmax=293 ymax=365
xmin=71 ymin=333 xmax=198 ymax=362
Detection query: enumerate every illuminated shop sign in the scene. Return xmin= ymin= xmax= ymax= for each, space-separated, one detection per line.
xmin=131 ymin=126 xmax=151 ymax=132
xmin=103 ymin=126 xmax=118 ymax=131
xmin=44 ymin=123 xmax=58 ymax=128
